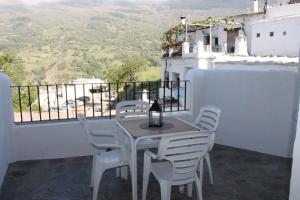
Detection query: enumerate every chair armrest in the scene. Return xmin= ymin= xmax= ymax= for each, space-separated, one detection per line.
xmin=144 ymin=150 xmax=158 ymax=160
xmin=90 ymin=130 xmax=115 ymax=137
xmin=143 ymin=150 xmax=158 ymax=171
xmin=91 ymin=143 xmax=123 ymax=150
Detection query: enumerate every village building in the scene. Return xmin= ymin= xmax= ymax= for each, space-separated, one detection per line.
xmin=160 ymin=0 xmax=300 ymax=102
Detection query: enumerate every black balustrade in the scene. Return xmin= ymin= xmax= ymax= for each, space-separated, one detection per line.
xmin=11 ymin=80 xmax=189 ymax=123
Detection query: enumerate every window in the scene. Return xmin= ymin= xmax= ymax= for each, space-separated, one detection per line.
xmin=215 ymin=38 xmax=219 ymax=46
xmin=283 ymin=31 xmax=287 ymax=36
xmin=256 ymin=33 xmax=260 ymax=38
xmin=204 ymin=36 xmax=210 ymax=45
xmin=270 ymin=32 xmax=274 ymax=37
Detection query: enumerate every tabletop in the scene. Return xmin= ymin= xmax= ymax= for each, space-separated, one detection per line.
xmin=118 ymin=117 xmax=199 ymax=138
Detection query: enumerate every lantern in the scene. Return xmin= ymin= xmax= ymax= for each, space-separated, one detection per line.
xmin=149 ymin=100 xmax=163 ymax=127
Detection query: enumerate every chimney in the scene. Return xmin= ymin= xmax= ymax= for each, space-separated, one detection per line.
xmin=253 ymin=0 xmax=259 ymax=12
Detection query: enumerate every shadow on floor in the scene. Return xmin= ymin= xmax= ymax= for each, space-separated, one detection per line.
xmin=0 ymin=145 xmax=292 ymax=200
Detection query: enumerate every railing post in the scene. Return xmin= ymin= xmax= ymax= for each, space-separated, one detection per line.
xmin=37 ymin=86 xmax=42 ymax=121
xmin=133 ymin=82 xmax=136 ymax=100
xmin=27 ymin=86 xmax=32 ymax=122
xmin=55 ymin=85 xmax=60 ymax=120
xmin=91 ymin=83 xmax=95 ymax=118
xmin=46 ymin=85 xmax=51 ymax=120
xmin=65 ymin=84 xmax=69 ymax=119
xmin=108 ymin=83 xmax=111 ymax=119
xmin=17 ymin=86 xmax=23 ymax=123
xmin=148 ymin=82 xmax=151 ymax=104
xmin=100 ymin=83 xmax=103 ymax=117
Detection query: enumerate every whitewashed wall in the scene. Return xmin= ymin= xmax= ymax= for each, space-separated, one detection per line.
xmin=289 ymin=103 xmax=300 ymax=200
xmin=267 ymin=3 xmax=300 ymax=18
xmin=13 ymin=120 xmax=116 ymax=161
xmin=13 ymin=112 xmax=191 ymax=161
xmin=289 ymin=55 xmax=300 ymax=200
xmin=186 ymin=68 xmax=298 ymax=157
xmin=250 ymin=16 xmax=300 ymax=57
xmin=0 ymin=73 xmax=14 ymax=187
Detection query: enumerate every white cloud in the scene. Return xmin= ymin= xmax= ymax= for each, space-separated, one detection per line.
xmin=0 ymin=0 xmax=65 ymax=6
xmin=0 ymin=0 xmax=169 ymax=6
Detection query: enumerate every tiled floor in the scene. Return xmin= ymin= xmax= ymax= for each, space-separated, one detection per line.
xmin=0 ymin=145 xmax=292 ymax=200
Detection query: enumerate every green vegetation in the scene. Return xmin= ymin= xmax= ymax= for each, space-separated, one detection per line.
xmin=0 ymin=53 xmax=25 ymax=85
xmin=104 ymin=57 xmax=147 ymax=83
xmin=0 ymin=53 xmax=37 ymax=111
xmin=0 ymin=2 xmax=247 ymax=85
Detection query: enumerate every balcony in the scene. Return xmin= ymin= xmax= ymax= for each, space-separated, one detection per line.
xmin=0 ymin=64 xmax=299 ymax=200
xmin=0 ymin=145 xmax=291 ymax=200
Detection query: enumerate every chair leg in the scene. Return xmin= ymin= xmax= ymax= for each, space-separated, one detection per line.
xmin=195 ymin=176 xmax=203 ymax=200
xmin=121 ymin=166 xmax=128 ymax=180
xmin=160 ymin=181 xmax=171 ymax=200
xmin=142 ymin=158 xmax=151 ymax=200
xmin=179 ymin=185 xmax=184 ymax=194
xmin=90 ymin=156 xmax=95 ymax=187
xmin=116 ymin=167 xmax=120 ymax=178
xmin=195 ymin=159 xmax=204 ymax=200
xmin=187 ymin=183 xmax=193 ymax=197
xmin=123 ymin=166 xmax=128 ymax=180
xmin=205 ymin=153 xmax=213 ymax=184
xmin=199 ymin=159 xmax=204 ymax=184
xmin=120 ymin=166 xmax=124 ymax=179
xmin=93 ymin=163 xmax=104 ymax=200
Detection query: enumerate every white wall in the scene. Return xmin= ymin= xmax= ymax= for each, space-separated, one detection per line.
xmin=186 ymin=68 xmax=298 ymax=157
xmin=250 ymin=16 xmax=300 ymax=57
xmin=267 ymin=3 xmax=300 ymax=18
xmin=289 ymin=55 xmax=300 ymax=200
xmin=289 ymin=102 xmax=300 ymax=200
xmin=13 ymin=112 xmax=191 ymax=161
xmin=0 ymin=73 xmax=14 ymax=187
xmin=14 ymin=120 xmax=116 ymax=161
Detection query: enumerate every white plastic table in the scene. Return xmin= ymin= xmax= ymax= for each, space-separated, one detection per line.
xmin=116 ymin=117 xmax=200 ymax=200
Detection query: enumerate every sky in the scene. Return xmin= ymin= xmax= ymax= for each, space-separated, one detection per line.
xmin=0 ymin=0 xmax=167 ymax=6
xmin=0 ymin=0 xmax=284 ymax=7
xmin=0 ymin=0 xmax=64 ymax=6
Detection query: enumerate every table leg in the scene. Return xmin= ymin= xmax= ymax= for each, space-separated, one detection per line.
xmin=130 ymin=140 xmax=138 ymax=200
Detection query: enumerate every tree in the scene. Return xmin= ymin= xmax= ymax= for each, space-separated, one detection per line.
xmin=0 ymin=53 xmax=38 ymax=112
xmin=0 ymin=53 xmax=24 ymax=85
xmin=104 ymin=57 xmax=147 ymax=83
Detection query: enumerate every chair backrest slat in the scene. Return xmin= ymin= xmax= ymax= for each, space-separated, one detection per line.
xmin=193 ymin=106 xmax=222 ymax=131
xmin=116 ymin=100 xmax=149 ymax=120
xmin=157 ymin=132 xmax=209 ymax=185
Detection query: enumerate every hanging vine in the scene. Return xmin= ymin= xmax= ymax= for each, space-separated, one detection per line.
xmin=161 ymin=17 xmax=235 ymax=51
xmin=160 ymin=23 xmax=185 ymax=51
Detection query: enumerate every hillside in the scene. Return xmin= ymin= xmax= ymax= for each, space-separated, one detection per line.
xmin=0 ymin=1 xmax=259 ymax=84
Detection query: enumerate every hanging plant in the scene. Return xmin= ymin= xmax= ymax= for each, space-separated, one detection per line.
xmin=161 ymin=17 xmax=235 ymax=52
xmin=161 ymin=23 xmax=185 ymax=51
xmin=192 ymin=16 xmax=235 ymax=26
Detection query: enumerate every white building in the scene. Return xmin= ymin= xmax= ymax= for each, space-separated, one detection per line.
xmin=172 ymin=1 xmax=300 ymax=58
xmin=38 ymin=78 xmax=106 ymax=110
xmin=160 ymin=0 xmax=300 ymax=101
xmin=250 ymin=3 xmax=300 ymax=56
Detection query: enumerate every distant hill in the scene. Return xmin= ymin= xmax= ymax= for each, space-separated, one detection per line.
xmin=0 ymin=0 xmax=270 ymax=84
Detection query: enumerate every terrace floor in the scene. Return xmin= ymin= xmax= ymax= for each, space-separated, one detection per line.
xmin=0 ymin=145 xmax=292 ymax=200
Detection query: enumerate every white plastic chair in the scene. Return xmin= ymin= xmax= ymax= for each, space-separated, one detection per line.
xmin=142 ymin=132 xmax=210 ymax=200
xmin=116 ymin=100 xmax=158 ymax=150
xmin=192 ymin=106 xmax=222 ymax=185
xmin=77 ymin=113 xmax=129 ymax=200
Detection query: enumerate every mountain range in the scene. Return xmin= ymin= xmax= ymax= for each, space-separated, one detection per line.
xmin=0 ymin=0 xmax=280 ymax=84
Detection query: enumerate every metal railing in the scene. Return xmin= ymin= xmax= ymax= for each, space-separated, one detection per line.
xmin=11 ymin=80 xmax=188 ymax=123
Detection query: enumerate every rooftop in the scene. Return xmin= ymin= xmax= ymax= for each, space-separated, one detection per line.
xmin=213 ymin=54 xmax=299 ymax=65
xmin=0 ymin=145 xmax=292 ymax=200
